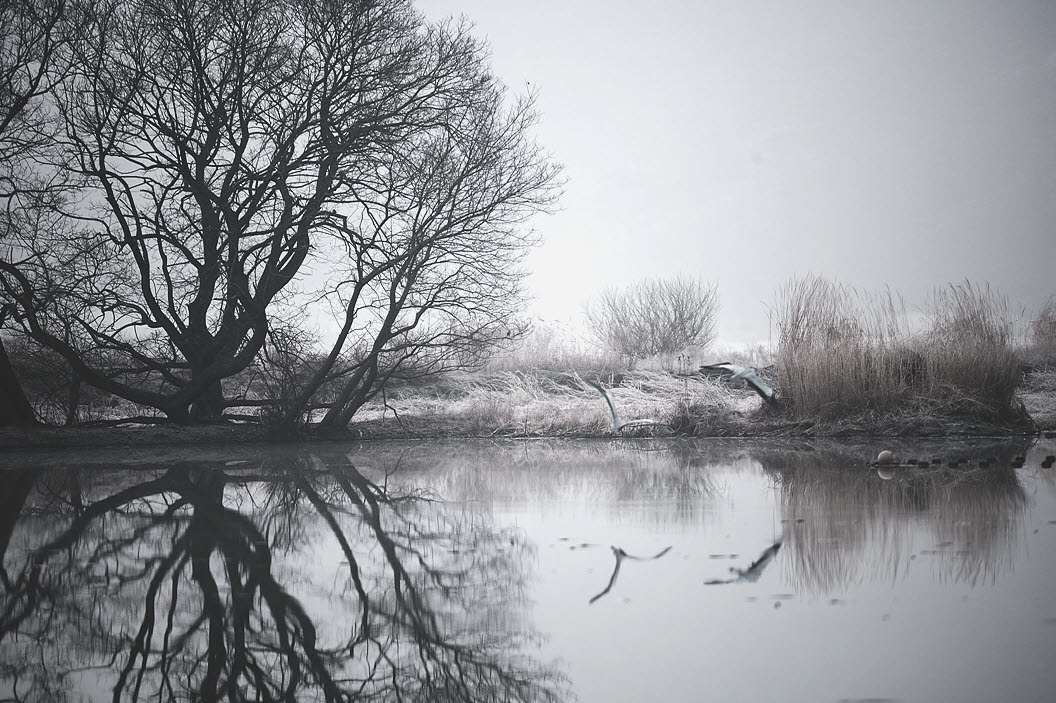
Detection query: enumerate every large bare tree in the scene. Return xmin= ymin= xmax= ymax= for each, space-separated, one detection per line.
xmin=0 ymin=0 xmax=558 ymax=424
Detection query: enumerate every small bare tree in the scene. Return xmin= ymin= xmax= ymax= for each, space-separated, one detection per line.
xmin=585 ymin=276 xmax=719 ymax=366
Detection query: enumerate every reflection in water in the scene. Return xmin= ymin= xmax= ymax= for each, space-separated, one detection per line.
xmin=704 ymin=539 xmax=783 ymax=585
xmin=0 ymin=455 xmax=567 ymax=703
xmin=352 ymin=439 xmax=720 ymax=530
xmin=351 ymin=438 xmax=1035 ymax=595
xmin=588 ymin=545 xmax=672 ymax=604
xmin=754 ymin=441 xmax=1031 ymax=594
xmin=1 ymin=437 xmax=1049 ymax=703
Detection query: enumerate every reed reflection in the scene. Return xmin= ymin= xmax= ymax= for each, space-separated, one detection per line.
xmin=755 ymin=441 xmax=1031 ymax=594
xmin=349 ymin=439 xmax=719 ymax=529
xmin=0 ymin=455 xmax=567 ymax=703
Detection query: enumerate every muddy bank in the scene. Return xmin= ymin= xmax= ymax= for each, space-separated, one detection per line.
xmin=0 ymin=414 xmax=1046 ymax=455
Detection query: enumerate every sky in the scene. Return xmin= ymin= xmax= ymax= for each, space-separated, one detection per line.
xmin=417 ymin=0 xmax=1056 ymax=346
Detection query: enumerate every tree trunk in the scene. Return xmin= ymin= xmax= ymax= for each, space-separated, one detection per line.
xmin=0 ymin=468 xmax=36 ymax=573
xmin=188 ymin=378 xmax=226 ymax=423
xmin=0 ymin=337 xmax=39 ymax=426
xmin=65 ymin=369 xmax=81 ymax=425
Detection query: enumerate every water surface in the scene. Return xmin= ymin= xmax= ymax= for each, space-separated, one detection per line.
xmin=2 ymin=437 xmax=1055 ymax=702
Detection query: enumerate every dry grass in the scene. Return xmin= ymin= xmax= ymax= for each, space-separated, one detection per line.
xmin=775 ymin=277 xmax=1024 ymax=424
xmin=1026 ymin=296 xmax=1056 ymax=364
xmin=350 ymin=369 xmax=755 ymax=437
xmin=1018 ymin=367 xmax=1056 ymax=430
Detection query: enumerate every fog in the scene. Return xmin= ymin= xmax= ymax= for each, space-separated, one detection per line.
xmin=419 ymin=0 xmax=1056 ymax=344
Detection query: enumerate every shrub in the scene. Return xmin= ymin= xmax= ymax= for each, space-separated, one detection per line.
xmin=585 ymin=276 xmax=719 ymax=367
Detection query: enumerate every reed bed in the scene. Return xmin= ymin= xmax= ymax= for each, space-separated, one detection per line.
xmin=775 ymin=277 xmax=1023 ymax=423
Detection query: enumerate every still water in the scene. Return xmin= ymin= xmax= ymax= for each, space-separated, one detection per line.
xmin=2 ymin=438 xmax=1055 ymax=702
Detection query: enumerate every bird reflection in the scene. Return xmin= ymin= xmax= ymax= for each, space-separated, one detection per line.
xmin=704 ymin=538 xmax=783 ymax=585
xmin=589 ymin=545 xmax=672 ymax=604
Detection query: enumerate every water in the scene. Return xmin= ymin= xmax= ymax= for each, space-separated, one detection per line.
xmin=2 ymin=437 xmax=1055 ymax=702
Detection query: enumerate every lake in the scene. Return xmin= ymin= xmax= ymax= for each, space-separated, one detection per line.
xmin=2 ymin=437 xmax=1055 ymax=702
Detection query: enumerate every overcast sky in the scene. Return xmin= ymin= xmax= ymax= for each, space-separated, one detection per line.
xmin=418 ymin=0 xmax=1056 ymax=346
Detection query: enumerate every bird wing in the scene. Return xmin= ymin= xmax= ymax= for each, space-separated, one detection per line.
xmin=614 ymin=418 xmax=671 ymax=432
xmin=737 ymin=368 xmax=776 ymax=401
xmin=584 ymin=378 xmax=619 ymax=428
xmin=701 ymin=362 xmax=738 ymax=374
xmin=705 ymin=363 xmax=776 ymax=402
xmin=737 ymin=540 xmax=782 ymax=581
xmin=589 ymin=546 xmax=626 ymax=604
xmin=620 ymin=545 xmax=673 ymax=561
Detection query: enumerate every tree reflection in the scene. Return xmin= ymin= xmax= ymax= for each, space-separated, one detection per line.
xmin=755 ymin=441 xmax=1031 ymax=594
xmin=0 ymin=455 xmax=566 ymax=702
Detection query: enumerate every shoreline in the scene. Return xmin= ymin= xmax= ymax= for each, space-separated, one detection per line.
xmin=0 ymin=415 xmax=1047 ymax=453
xmin=2 ymin=367 xmax=1051 ymax=452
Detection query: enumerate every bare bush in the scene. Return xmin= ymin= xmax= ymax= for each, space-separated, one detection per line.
xmin=585 ymin=276 xmax=719 ymax=366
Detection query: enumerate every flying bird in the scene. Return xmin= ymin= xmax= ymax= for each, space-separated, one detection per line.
xmin=704 ymin=538 xmax=782 ymax=585
xmin=590 ymin=545 xmax=673 ymax=604
xmin=700 ymin=362 xmax=778 ymax=406
xmin=583 ymin=378 xmax=671 ymax=434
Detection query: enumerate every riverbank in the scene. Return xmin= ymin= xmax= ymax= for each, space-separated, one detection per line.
xmin=0 ymin=366 xmax=1052 ymax=451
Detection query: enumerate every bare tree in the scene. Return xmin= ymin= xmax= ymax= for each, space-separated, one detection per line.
xmin=585 ymin=275 xmax=719 ymax=366
xmin=281 ymin=81 xmax=559 ymax=430
xmin=0 ymin=0 xmax=79 ymax=425
xmin=0 ymin=0 xmax=558 ymax=424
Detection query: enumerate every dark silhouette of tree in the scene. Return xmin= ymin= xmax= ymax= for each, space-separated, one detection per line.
xmin=0 ymin=0 xmax=559 ymax=424
xmin=0 ymin=0 xmax=77 ymax=425
xmin=0 ymin=328 xmax=37 ymax=424
xmin=281 ymin=77 xmax=559 ymax=429
xmin=0 ymin=454 xmax=567 ymax=702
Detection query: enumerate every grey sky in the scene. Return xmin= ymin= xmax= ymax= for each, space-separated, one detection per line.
xmin=418 ymin=0 xmax=1056 ymax=345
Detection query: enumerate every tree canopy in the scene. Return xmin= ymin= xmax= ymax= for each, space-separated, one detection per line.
xmin=0 ymin=0 xmax=560 ymax=426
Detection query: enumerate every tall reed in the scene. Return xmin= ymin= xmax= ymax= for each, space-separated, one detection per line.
xmin=775 ymin=277 xmax=1020 ymax=420
xmin=775 ymin=276 xmax=912 ymax=418
xmin=923 ymin=281 xmax=1019 ymax=415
